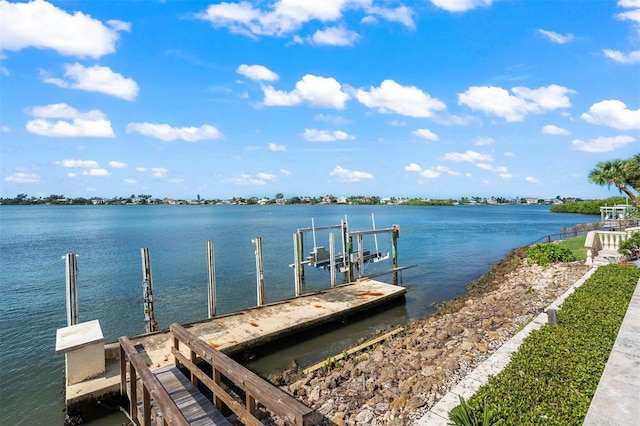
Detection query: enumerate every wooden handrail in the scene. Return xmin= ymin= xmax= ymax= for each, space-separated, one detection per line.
xmin=170 ymin=322 xmax=314 ymax=426
xmin=119 ymin=336 xmax=190 ymax=426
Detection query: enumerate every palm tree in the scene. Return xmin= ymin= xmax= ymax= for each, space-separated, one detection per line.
xmin=588 ymin=156 xmax=640 ymax=207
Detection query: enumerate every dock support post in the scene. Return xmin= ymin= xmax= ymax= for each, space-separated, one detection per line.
xmin=63 ymin=253 xmax=79 ymax=326
xmin=207 ymin=240 xmax=216 ymax=318
xmin=357 ymin=234 xmax=365 ymax=279
xmin=141 ymin=248 xmax=158 ymax=333
xmin=329 ymin=232 xmax=336 ymax=288
xmin=392 ymin=225 xmax=400 ymax=285
xmin=253 ymin=238 xmax=266 ymax=306
xmin=293 ymin=233 xmax=302 ymax=297
xmin=343 ymin=221 xmax=355 ymax=283
xmin=297 ymin=231 xmax=305 ymax=283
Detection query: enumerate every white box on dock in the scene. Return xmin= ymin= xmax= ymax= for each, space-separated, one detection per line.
xmin=56 ymin=320 xmax=105 ymax=386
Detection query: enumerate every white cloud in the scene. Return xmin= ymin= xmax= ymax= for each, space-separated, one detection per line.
xmin=126 ymin=123 xmax=222 ymax=141
xmin=0 ymin=0 xmax=128 ymax=58
xmin=263 ymin=74 xmax=350 ymax=109
xmin=84 ymin=168 xmax=110 ymax=177
xmin=405 ymin=163 xmax=457 ymax=180
xmin=581 ymin=100 xmax=640 ymax=130
xmin=27 ymin=103 xmax=114 ymax=138
xmin=308 ymin=26 xmax=359 ymax=46
xmin=364 ymin=5 xmax=413 ymax=27
xmin=458 ymin=84 xmax=574 ymax=122
xmin=537 ymin=29 xmax=574 ymax=44
xmin=229 ymin=173 xmax=269 ymax=185
xmin=237 ymin=64 xmax=279 ymax=81
xmin=473 ymin=136 xmax=494 ymax=146
xmin=330 ymin=165 xmax=373 ymax=183
xmin=616 ymin=3 xmax=640 ymax=27
xmin=4 ymin=172 xmax=40 ymax=184
xmin=429 ymin=0 xmax=493 ymax=12
xmin=542 ymin=124 xmax=570 ymax=135
xmin=26 ymin=119 xmax=115 ymax=138
xmin=256 ymin=172 xmax=276 ymax=181
xmin=412 ymin=128 xmax=439 ymax=141
xmin=571 ymin=135 xmax=636 ymax=152
xmin=476 ymin=163 xmax=511 ymax=178
xmin=268 ymin=142 xmax=286 ymax=151
xmin=405 ymin=163 xmax=422 ymax=172
xmin=42 ymin=63 xmax=139 ymax=100
xmin=280 ymin=169 xmax=292 ymax=176
xmin=151 ymin=168 xmax=168 ymax=178
xmin=109 ymin=161 xmax=128 ymax=168
xmin=419 ymin=169 xmax=441 ymax=179
xmin=441 ymin=150 xmax=494 ymax=163
xmin=314 ymin=114 xmax=351 ymax=125
xmin=303 ymin=129 xmax=354 ymax=142
xmin=59 ymin=159 xmax=100 ymax=168
xmin=618 ymin=0 xmax=640 ymax=8
xmin=196 ymin=1 xmax=413 ymax=39
xmin=29 ymin=103 xmax=105 ymax=120
xmin=525 ymin=176 xmax=539 ymax=183
xmin=124 ymin=179 xmax=137 ymax=184
xmin=355 ymin=79 xmax=446 ymax=118
xmin=603 ymin=49 xmax=640 ymax=64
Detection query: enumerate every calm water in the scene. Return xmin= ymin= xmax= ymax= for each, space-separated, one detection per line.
xmin=0 ymin=204 xmax=595 ymax=425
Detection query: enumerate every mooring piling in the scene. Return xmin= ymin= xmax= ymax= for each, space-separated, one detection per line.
xmin=63 ymin=253 xmax=79 ymax=326
xmin=141 ymin=248 xmax=158 ymax=333
xmin=253 ymin=237 xmax=266 ymax=306
xmin=207 ymin=240 xmax=216 ymax=318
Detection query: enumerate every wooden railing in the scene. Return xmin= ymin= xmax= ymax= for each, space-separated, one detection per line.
xmin=119 ymin=336 xmax=189 ymax=426
xmin=170 ymin=322 xmax=315 ymax=426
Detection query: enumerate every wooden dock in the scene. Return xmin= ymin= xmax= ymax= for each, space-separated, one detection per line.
xmin=120 ymin=323 xmax=315 ymax=425
xmin=65 ymin=279 xmax=406 ymax=410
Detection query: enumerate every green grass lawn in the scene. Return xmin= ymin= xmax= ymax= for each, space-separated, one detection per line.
xmin=557 ymin=235 xmax=588 ymax=261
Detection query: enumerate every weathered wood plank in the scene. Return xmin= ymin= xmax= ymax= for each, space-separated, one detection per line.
xmin=154 ymin=366 xmax=231 ymax=426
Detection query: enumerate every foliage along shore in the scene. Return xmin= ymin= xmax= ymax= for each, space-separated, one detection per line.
xmin=0 ymin=192 xmax=630 ymax=212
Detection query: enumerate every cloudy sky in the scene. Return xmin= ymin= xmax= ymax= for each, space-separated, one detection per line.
xmin=1 ymin=0 xmax=639 ymax=200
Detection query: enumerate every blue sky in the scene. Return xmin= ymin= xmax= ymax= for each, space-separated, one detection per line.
xmin=1 ymin=0 xmax=639 ymax=201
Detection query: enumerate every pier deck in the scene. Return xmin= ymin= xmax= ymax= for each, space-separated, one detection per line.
xmin=66 ymin=279 xmax=405 ymax=407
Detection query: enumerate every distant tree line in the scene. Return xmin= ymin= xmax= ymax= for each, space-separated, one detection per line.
xmin=0 ymin=193 xmax=574 ymax=206
xmin=550 ymin=196 xmax=631 ymax=215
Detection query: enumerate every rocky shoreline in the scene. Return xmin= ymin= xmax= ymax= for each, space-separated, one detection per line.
xmin=267 ymin=248 xmax=591 ymax=425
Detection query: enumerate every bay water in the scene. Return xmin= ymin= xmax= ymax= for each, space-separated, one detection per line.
xmin=0 ymin=204 xmax=595 ymax=425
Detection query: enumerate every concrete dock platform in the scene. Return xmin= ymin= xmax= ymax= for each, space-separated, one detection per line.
xmin=65 ymin=278 xmax=405 ymax=408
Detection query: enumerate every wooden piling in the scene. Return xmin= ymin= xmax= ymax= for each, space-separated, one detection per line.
xmin=329 ymin=232 xmax=336 ymax=288
xmin=141 ymin=248 xmax=158 ymax=333
xmin=207 ymin=240 xmax=216 ymax=318
xmin=293 ymin=233 xmax=302 ymax=297
xmin=253 ymin=238 xmax=265 ymax=306
xmin=392 ymin=225 xmax=399 ymax=285
xmin=63 ymin=253 xmax=79 ymax=326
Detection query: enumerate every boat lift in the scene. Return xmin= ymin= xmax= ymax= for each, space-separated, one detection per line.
xmin=291 ymin=215 xmax=412 ymax=295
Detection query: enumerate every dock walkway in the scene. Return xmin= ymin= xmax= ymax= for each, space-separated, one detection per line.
xmin=66 ymin=278 xmax=405 ymax=408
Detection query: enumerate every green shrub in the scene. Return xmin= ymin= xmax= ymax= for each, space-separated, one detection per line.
xmin=619 ymin=232 xmax=640 ymax=258
xmin=525 ymin=243 xmax=576 ymax=266
xmin=447 ymin=264 xmax=639 ymax=425
xmin=448 ymin=396 xmax=503 ymax=426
